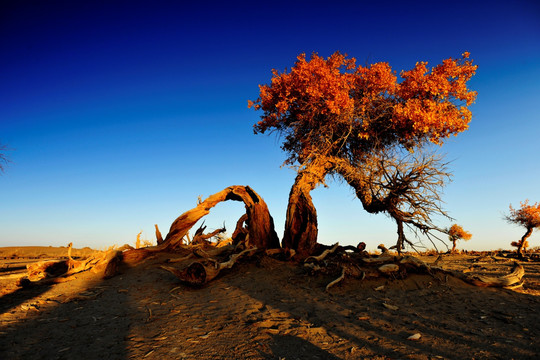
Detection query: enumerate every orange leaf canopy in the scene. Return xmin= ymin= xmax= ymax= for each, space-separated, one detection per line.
xmin=508 ymin=200 xmax=540 ymax=229
xmin=448 ymin=224 xmax=472 ymax=241
xmin=250 ymin=51 xmax=477 ymax=165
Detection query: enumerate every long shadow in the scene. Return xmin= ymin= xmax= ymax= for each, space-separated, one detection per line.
xmin=221 ymin=262 xmax=417 ymax=358
xmin=0 ymin=269 xmax=133 ymax=359
xmin=0 ymin=281 xmax=55 ymax=314
xmin=221 ymin=260 xmax=540 ymax=359
xmin=261 ymin=334 xmax=341 ymax=360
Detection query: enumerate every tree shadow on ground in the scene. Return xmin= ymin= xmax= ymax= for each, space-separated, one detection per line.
xmin=220 ymin=259 xmax=540 ymax=359
xmin=0 ymin=270 xmax=134 ymax=359
xmin=261 ymin=334 xmax=341 ymax=360
xmin=3 ymin=254 xmax=538 ymax=359
xmin=0 ymin=281 xmax=55 ymax=314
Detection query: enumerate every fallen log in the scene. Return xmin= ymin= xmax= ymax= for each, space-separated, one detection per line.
xmin=361 ymin=255 xmax=395 ymax=264
xmin=319 ymin=252 xmax=526 ymax=291
xmin=21 ymin=245 xmax=131 ymax=285
xmin=433 ymin=262 xmax=525 ymax=288
xmin=305 ymin=243 xmax=339 ymax=263
xmin=161 ymin=247 xmax=258 ymax=286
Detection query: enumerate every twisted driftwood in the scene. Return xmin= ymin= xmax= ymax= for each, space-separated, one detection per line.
xmin=161 ymin=247 xmax=258 ymax=286
xmin=18 ymin=186 xmax=277 ymax=287
xmin=304 ymin=244 xmax=526 ymax=291
xmin=21 ymin=247 xmax=126 ymax=286
xmin=157 ymin=185 xmax=279 ymax=251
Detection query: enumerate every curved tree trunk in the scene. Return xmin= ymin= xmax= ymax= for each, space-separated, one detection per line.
xmin=232 ymin=214 xmax=249 ymax=245
xmin=161 ymin=185 xmax=279 ymax=251
xmin=282 ymin=170 xmax=320 ymax=259
xmin=517 ymin=227 xmax=533 ymax=258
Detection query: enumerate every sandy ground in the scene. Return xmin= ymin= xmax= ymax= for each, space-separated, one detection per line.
xmin=1 ymin=248 xmax=539 ymax=359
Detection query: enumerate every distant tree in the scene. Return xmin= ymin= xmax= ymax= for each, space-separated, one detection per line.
xmin=505 ymin=200 xmax=540 ymax=258
xmin=250 ymin=51 xmax=477 ymax=257
xmin=447 ymin=223 xmax=472 ymax=253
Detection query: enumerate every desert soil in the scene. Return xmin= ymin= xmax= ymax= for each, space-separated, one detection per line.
xmin=1 ymin=248 xmax=539 ymax=359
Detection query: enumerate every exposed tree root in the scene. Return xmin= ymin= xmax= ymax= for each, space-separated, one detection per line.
xmin=305 ymin=243 xmax=339 ymax=263
xmin=20 ymin=248 xmax=126 ymax=286
xmin=18 ymin=186 xmax=277 ymax=288
xmin=431 ymin=262 xmax=525 ymax=288
xmin=161 ymin=247 xmax=258 ymax=286
xmin=325 ymin=268 xmax=346 ymax=291
xmin=303 ymin=244 xmax=526 ymax=291
xmin=15 ymin=186 xmax=527 ymax=294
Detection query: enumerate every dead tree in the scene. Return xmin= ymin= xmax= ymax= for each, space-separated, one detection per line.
xmin=336 ymin=148 xmax=452 ymax=253
xmin=161 ymin=247 xmax=258 ymax=286
xmin=160 ymin=185 xmax=279 ymax=251
xmin=231 ymin=214 xmax=249 ymax=245
xmin=19 ymin=186 xmax=279 ymax=286
xmin=190 ymin=222 xmax=227 ymax=245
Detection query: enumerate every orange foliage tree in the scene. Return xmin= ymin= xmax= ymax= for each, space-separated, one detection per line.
xmin=250 ymin=52 xmax=477 ymax=257
xmin=505 ymin=200 xmax=540 ymax=257
xmin=447 ymin=224 xmax=472 ymax=253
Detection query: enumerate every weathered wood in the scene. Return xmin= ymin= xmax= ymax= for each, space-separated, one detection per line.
xmin=232 ymin=214 xmax=249 ymax=245
xmin=326 ymin=268 xmax=345 ymax=291
xmin=377 ymin=244 xmax=390 ymax=254
xmin=361 ymin=255 xmax=394 ymax=264
xmin=192 ymin=225 xmax=226 ymax=245
xmin=161 ymin=247 xmax=258 ymax=286
xmin=122 ymin=248 xmax=152 ymax=265
xmin=67 ymin=242 xmax=73 ymax=260
xmin=27 ymin=260 xmax=69 ymax=281
xmin=435 ymin=262 xmax=525 ymax=288
xmin=400 ymin=256 xmax=525 ymax=288
xmin=161 ymin=186 xmax=279 ymax=251
xmin=282 ymin=171 xmax=319 ymax=259
xmin=325 ymin=263 xmax=366 ymax=291
xmin=155 ymin=224 xmax=164 ymax=244
xmin=378 ymin=263 xmax=400 ymax=274
xmin=22 ymin=248 xmax=122 ymax=284
xmin=305 ymin=243 xmax=339 ymax=263
xmin=167 ymin=253 xmax=195 ymax=263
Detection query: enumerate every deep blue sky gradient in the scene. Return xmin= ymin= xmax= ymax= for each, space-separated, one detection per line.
xmin=1 ymin=0 xmax=539 ymax=250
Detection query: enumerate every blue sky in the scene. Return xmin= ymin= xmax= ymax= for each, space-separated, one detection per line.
xmin=1 ymin=0 xmax=539 ymax=251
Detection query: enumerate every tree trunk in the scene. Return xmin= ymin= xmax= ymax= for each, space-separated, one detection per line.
xmin=451 ymin=239 xmax=457 ymax=253
xmin=282 ymin=171 xmax=319 ymax=259
xmin=155 ymin=224 xmax=164 ymax=244
xmin=232 ymin=214 xmax=249 ymax=245
xmin=162 ymin=186 xmax=279 ymax=251
xmin=517 ymin=227 xmax=533 ymax=258
xmin=395 ymin=218 xmax=404 ymax=255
